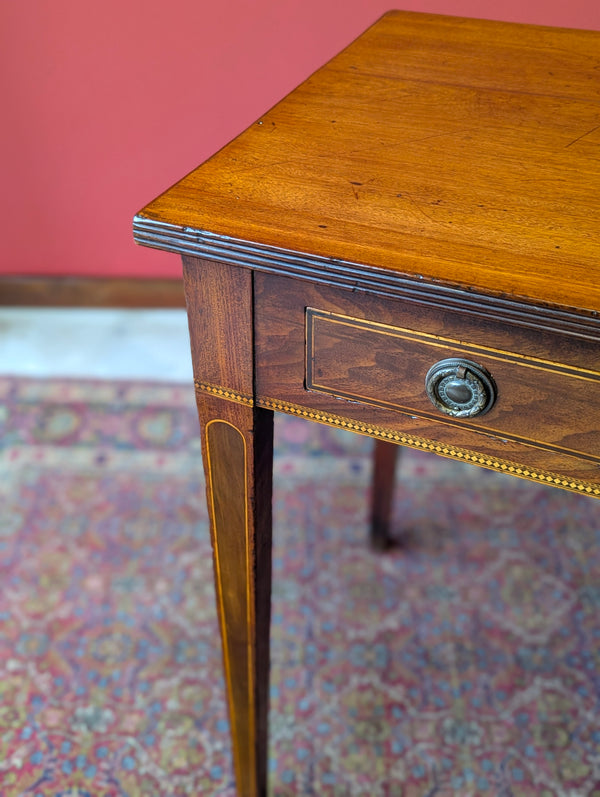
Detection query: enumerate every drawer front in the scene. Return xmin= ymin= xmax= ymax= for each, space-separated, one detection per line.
xmin=306 ymin=308 xmax=600 ymax=462
xmin=253 ymin=273 xmax=600 ymax=496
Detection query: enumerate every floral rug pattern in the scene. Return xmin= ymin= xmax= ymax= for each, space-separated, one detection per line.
xmin=1 ymin=377 xmax=600 ymax=796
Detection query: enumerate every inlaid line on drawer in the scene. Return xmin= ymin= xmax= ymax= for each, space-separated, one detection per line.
xmin=305 ymin=308 xmax=600 ymax=462
xmin=307 ymin=309 xmax=600 ymax=383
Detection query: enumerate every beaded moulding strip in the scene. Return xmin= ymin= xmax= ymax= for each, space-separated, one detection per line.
xmin=192 ymin=380 xmax=600 ymax=497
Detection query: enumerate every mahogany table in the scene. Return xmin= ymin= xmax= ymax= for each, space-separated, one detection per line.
xmin=134 ymin=11 xmax=600 ymax=795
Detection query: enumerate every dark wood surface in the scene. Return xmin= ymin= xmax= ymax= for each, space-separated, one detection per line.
xmin=0 ymin=276 xmax=185 ymax=307
xmin=184 ymin=259 xmax=273 ymax=797
xmin=255 ymin=273 xmax=600 ymax=495
xmin=306 ymin=307 xmax=600 ymax=460
xmin=370 ymin=440 xmax=400 ymax=551
xmin=135 ymin=10 xmax=600 ymax=316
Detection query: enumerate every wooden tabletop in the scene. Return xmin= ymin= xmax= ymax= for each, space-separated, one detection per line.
xmin=135 ymin=11 xmax=600 ymax=315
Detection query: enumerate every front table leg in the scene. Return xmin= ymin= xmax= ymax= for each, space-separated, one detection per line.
xmin=199 ymin=399 xmax=273 ymax=797
xmin=183 ymin=257 xmax=273 ymax=796
xmin=198 ymin=397 xmax=273 ymax=797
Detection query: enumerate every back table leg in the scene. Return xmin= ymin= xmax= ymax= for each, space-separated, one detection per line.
xmin=370 ymin=439 xmax=400 ymax=550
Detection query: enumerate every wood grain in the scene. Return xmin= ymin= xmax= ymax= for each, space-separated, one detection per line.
xmin=254 ymin=272 xmax=600 ymax=495
xmin=205 ymin=417 xmax=254 ymax=790
xmin=135 ymin=11 xmax=600 ymax=315
xmin=306 ymin=307 xmax=600 ymax=460
xmin=183 ymin=257 xmax=254 ymax=397
xmin=0 ymin=276 xmax=185 ymax=307
xmin=184 ymin=258 xmax=273 ymax=797
xmin=200 ymin=402 xmax=273 ymax=797
xmin=370 ymin=440 xmax=400 ymax=551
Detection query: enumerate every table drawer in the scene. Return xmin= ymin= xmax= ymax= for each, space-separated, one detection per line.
xmin=254 ymin=273 xmax=600 ymax=494
xmin=306 ymin=307 xmax=600 ymax=462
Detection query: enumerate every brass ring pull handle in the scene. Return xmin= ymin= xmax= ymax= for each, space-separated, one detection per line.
xmin=425 ymin=358 xmax=496 ymax=418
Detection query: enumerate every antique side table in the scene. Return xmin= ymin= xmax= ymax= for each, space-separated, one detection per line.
xmin=134 ymin=11 xmax=600 ymax=796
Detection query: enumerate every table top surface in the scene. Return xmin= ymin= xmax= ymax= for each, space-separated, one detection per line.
xmin=135 ymin=11 xmax=600 ymax=316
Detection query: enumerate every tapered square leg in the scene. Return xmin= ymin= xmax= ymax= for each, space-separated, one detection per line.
xmin=183 ymin=256 xmax=273 ymax=796
xmin=370 ymin=439 xmax=400 ymax=550
xmin=199 ymin=398 xmax=273 ymax=797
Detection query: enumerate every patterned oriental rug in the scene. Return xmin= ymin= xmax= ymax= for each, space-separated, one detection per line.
xmin=1 ymin=377 xmax=600 ymax=797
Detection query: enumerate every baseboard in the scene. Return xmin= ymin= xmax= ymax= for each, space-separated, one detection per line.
xmin=0 ymin=276 xmax=186 ymax=308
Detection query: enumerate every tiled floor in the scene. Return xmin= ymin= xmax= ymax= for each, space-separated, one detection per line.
xmin=0 ymin=307 xmax=193 ymax=382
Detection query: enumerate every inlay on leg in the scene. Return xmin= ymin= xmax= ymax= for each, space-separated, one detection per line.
xmin=199 ymin=399 xmax=273 ymax=797
xmin=183 ymin=257 xmax=273 ymax=796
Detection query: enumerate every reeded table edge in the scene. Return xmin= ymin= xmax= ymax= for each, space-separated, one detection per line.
xmin=133 ymin=215 xmax=600 ymax=340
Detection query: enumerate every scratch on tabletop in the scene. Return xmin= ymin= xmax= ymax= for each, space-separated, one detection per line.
xmin=565 ymin=124 xmax=600 ymax=148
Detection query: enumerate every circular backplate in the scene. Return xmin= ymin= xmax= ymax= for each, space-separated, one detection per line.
xmin=425 ymin=358 xmax=496 ymax=418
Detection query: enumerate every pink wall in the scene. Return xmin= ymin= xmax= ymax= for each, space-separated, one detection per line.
xmin=1 ymin=0 xmax=598 ymax=279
